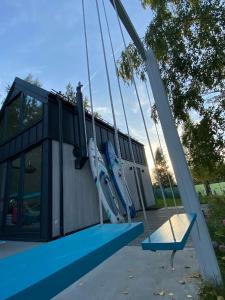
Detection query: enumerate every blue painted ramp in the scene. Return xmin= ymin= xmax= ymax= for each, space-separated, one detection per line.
xmin=0 ymin=223 xmax=143 ymax=300
xmin=142 ymin=213 xmax=196 ymax=251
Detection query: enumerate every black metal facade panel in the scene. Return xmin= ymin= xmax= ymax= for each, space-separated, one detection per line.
xmin=100 ymin=127 xmax=108 ymax=145
xmin=48 ymin=99 xmax=77 ymax=145
xmin=0 ymin=78 xmax=49 ymax=163
xmin=48 ymin=100 xmax=59 ymax=141
xmin=2 ymin=77 xmax=48 ymax=108
xmin=95 ymin=126 xmax=102 ymax=151
xmin=84 ymin=117 xmax=146 ymax=165
xmin=41 ymin=140 xmax=50 ymax=240
xmin=0 ymin=121 xmax=45 ymax=163
xmin=85 ymin=119 xmax=92 ymax=141
xmin=0 ymin=78 xmax=147 ymax=166
xmin=62 ymin=107 xmax=75 ymax=145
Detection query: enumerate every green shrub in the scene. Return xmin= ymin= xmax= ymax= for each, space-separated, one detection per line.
xmin=200 ymin=196 xmax=225 ymax=299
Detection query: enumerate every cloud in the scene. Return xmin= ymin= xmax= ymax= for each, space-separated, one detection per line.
xmin=94 ymin=106 xmax=111 ymax=115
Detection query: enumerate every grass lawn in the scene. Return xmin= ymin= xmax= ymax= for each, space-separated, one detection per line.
xmin=153 ymin=197 xmax=182 ymax=208
xmin=199 ymin=195 xmax=225 ymax=299
xmin=154 ymin=196 xmax=208 ymax=209
xmin=196 ymin=182 xmax=225 ymax=196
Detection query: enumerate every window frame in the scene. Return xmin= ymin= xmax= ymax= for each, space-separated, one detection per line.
xmin=2 ymin=143 xmax=43 ymax=236
xmin=2 ymin=92 xmax=44 ymax=144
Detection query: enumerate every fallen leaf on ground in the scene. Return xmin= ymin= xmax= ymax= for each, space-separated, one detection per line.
xmin=153 ymin=291 xmax=166 ymax=296
xmin=77 ymin=282 xmax=84 ymax=287
xmin=189 ymin=272 xmax=200 ymax=278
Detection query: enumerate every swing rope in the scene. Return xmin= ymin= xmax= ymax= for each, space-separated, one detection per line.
xmin=95 ymin=0 xmax=131 ymax=222
xmin=81 ymin=0 xmax=103 ymax=224
xmin=101 ymin=0 xmax=149 ymax=224
xmin=144 ymin=80 xmax=179 ymax=214
xmin=112 ymin=0 xmax=176 ymax=241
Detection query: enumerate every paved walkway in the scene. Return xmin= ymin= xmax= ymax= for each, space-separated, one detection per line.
xmin=54 ymin=207 xmax=202 ymax=299
xmin=0 ymin=241 xmax=41 ymax=259
xmin=54 ymin=247 xmax=201 ymax=300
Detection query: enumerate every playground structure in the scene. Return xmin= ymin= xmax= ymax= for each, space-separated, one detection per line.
xmin=108 ymin=0 xmax=222 ymax=284
xmin=0 ymin=0 xmax=223 ymax=298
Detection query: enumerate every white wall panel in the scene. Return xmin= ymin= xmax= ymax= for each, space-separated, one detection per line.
xmin=62 ymin=143 xmax=99 ymax=234
xmin=52 ymin=142 xmax=155 ymax=235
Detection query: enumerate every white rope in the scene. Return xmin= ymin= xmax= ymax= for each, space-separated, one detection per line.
xmin=112 ymin=0 xmax=176 ymax=241
xmin=144 ymin=80 xmax=179 ymax=213
xmin=95 ymin=0 xmax=131 ymax=223
xmin=101 ymin=0 xmax=149 ymax=224
xmin=81 ymin=0 xmax=103 ymax=224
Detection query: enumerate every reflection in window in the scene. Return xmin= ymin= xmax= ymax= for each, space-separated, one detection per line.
xmin=6 ymin=158 xmax=20 ymax=227
xmin=23 ymin=95 xmax=43 ymax=128
xmin=22 ymin=146 xmax=42 ymax=230
xmin=6 ymin=96 xmax=21 ymax=140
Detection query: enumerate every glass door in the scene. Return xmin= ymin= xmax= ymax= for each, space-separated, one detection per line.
xmin=2 ymin=146 xmax=42 ymax=236
xmin=21 ymin=146 xmax=41 ymax=232
xmin=4 ymin=157 xmax=21 ymax=233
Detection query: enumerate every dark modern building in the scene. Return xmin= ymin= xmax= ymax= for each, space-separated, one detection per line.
xmin=0 ymin=77 xmax=155 ymax=241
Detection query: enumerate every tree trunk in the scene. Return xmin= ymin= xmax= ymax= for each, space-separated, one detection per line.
xmin=203 ymin=180 xmax=212 ymax=196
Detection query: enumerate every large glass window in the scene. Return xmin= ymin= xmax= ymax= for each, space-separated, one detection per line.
xmin=23 ymin=95 xmax=43 ymax=128
xmin=6 ymin=96 xmax=21 ymax=140
xmin=22 ymin=146 xmax=42 ymax=230
xmin=2 ymin=94 xmax=43 ymax=143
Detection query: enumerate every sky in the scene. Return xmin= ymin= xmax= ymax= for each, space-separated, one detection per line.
xmin=0 ymin=0 xmax=174 ymax=178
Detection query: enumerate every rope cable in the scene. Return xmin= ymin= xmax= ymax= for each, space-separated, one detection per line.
xmin=95 ymin=0 xmax=131 ymax=223
xmin=101 ymin=0 xmax=149 ymax=224
xmin=112 ymin=0 xmax=176 ymax=241
xmin=144 ymin=80 xmax=179 ymax=213
xmin=81 ymin=0 xmax=103 ymax=224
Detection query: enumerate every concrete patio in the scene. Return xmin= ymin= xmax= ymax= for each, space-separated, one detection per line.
xmin=54 ymin=246 xmax=201 ymax=300
xmin=0 ymin=208 xmax=202 ymax=299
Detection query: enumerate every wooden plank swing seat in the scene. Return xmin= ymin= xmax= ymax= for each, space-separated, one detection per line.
xmin=142 ymin=213 xmax=197 ymax=268
xmin=0 ymin=222 xmax=143 ymax=300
